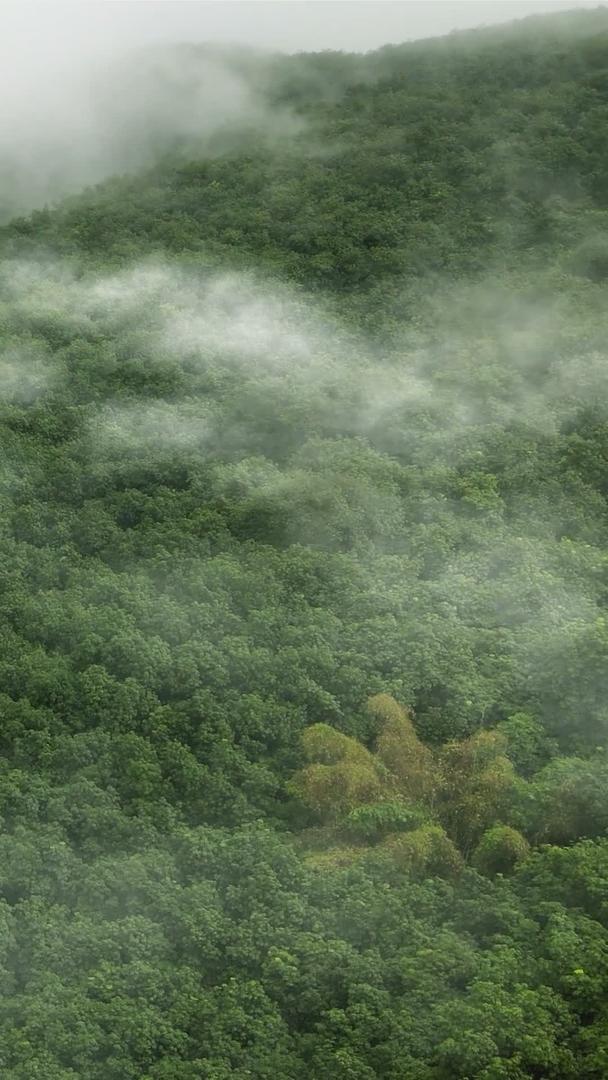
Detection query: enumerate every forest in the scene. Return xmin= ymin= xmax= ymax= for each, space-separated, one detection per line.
xmin=1 ymin=6 xmax=608 ymax=1077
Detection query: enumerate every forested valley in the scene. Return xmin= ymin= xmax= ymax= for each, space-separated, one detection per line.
xmin=2 ymin=7 xmax=608 ymax=1077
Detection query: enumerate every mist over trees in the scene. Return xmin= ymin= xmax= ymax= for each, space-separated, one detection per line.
xmin=1 ymin=7 xmax=608 ymax=1078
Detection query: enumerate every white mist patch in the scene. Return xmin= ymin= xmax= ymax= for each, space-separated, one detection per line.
xmin=91 ymin=402 xmax=214 ymax=457
xmin=49 ymin=262 xmax=328 ymax=373
xmin=86 ymin=266 xmax=173 ymax=314
xmin=6 ymin=254 xmax=608 ymax=488
xmin=165 ymin=275 xmax=321 ymax=370
xmin=0 ymin=258 xmax=98 ymax=346
xmin=0 ymin=39 xmax=302 ymax=221
xmin=0 ymin=258 xmax=74 ymax=301
xmin=0 ymin=347 xmax=53 ymax=404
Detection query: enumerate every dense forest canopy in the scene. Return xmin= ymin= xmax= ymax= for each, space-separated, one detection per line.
xmin=2 ymin=7 xmax=608 ymax=1077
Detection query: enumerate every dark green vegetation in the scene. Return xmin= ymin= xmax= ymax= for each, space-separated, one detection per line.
xmin=2 ymin=8 xmax=608 ymax=1077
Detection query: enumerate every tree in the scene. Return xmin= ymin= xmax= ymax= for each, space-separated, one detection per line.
xmin=368 ymin=693 xmax=436 ymax=804
xmin=380 ymin=823 xmax=464 ymax=879
xmin=437 ymin=731 xmax=515 ymax=855
xmin=289 ymin=724 xmax=384 ymax=819
xmin=473 ymin=825 xmax=531 ymax=878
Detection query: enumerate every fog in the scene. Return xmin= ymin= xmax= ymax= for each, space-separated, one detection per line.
xmin=0 ymin=31 xmax=300 ymax=219
xmin=5 ymin=1 xmax=605 ymax=58
xmin=6 ymin=253 xmax=608 ymax=443
xmin=0 ymin=1 xmax=606 ymax=218
xmin=3 ymin=246 xmax=603 ymax=707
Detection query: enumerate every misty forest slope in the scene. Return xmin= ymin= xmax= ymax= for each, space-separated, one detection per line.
xmin=2 ymin=9 xmax=608 ymax=1079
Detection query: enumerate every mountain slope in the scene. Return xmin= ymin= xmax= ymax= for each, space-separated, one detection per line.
xmin=5 ymin=6 xmax=608 ymax=302
xmin=1 ymin=10 xmax=608 ymax=1079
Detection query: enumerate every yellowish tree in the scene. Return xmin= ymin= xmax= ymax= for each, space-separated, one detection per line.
xmin=472 ymin=824 xmax=530 ymax=877
xmin=368 ymin=693 xmax=436 ymax=804
xmin=437 ymin=730 xmax=515 ymax=855
xmin=380 ymin=823 xmax=464 ymax=879
xmin=289 ymin=723 xmax=384 ymax=819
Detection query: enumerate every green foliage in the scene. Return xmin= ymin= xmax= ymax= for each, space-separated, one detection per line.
xmin=0 ymin=8 xmax=606 ymax=1076
xmin=497 ymin=711 xmax=556 ymax=777
xmin=473 ymin=824 xmax=531 ymax=878
xmin=344 ymin=800 xmax=425 ymax=841
xmin=570 ymin=235 xmax=608 ymax=283
xmin=380 ymin=823 xmax=464 ymax=880
xmin=437 ymin=731 xmax=516 ymax=854
xmin=515 ymin=755 xmax=608 ymax=845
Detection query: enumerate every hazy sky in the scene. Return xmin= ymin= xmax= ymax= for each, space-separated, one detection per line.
xmin=3 ymin=1 xmax=607 ymax=60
